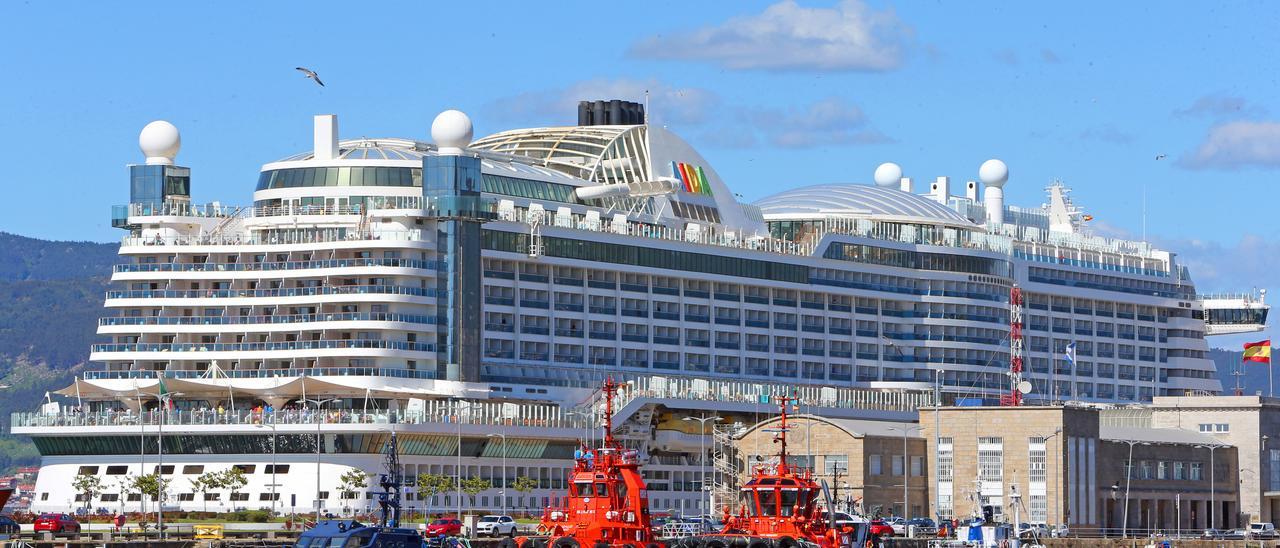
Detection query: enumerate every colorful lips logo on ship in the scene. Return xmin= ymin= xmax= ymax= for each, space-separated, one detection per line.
xmin=671 ymin=161 xmax=713 ymax=197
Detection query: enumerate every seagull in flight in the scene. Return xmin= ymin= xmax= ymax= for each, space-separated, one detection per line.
xmin=1155 ymin=153 xmax=1167 ymax=160
xmin=295 ymin=67 xmax=324 ymax=87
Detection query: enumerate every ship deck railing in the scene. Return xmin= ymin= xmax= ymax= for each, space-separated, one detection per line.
xmin=11 ymin=402 xmax=589 ymax=431
xmin=119 ymin=195 xmax=1175 ymax=276
xmin=611 ymin=375 xmax=934 ymax=414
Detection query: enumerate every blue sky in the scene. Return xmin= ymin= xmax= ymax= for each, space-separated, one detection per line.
xmin=1 ymin=1 xmax=1276 ymax=322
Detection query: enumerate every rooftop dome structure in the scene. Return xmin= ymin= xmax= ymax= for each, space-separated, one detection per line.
xmin=754 ymin=184 xmax=975 ymax=227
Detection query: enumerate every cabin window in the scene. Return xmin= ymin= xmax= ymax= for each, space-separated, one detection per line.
xmin=758 ymin=489 xmax=779 ymax=517
xmin=780 ymin=489 xmax=799 ymax=517
xmin=616 ymin=483 xmax=629 ymax=503
xmin=571 ymin=482 xmax=591 ymax=497
xmin=595 ymin=483 xmax=608 ymax=497
xmin=741 ymin=490 xmax=760 ymax=516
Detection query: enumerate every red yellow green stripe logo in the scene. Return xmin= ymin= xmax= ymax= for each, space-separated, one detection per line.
xmin=671 ymin=161 xmax=713 ymax=196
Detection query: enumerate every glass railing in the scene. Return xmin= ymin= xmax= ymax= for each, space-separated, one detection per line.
xmin=121 ymin=229 xmax=425 ymax=247
xmin=11 ymin=397 xmax=585 ymax=430
xmin=613 ymin=375 xmax=933 ymax=413
xmin=100 ymin=312 xmax=436 ymax=327
xmin=83 ymin=366 xmax=436 ymax=380
xmin=91 ymin=339 xmax=436 ymax=354
xmin=125 ymin=202 xmax=243 ymax=219
xmin=106 ymin=285 xmax=436 ymax=300
xmin=114 ymin=257 xmax=442 ymax=274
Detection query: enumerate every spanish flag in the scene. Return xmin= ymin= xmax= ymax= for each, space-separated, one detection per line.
xmin=1244 ymin=340 xmax=1272 ymax=364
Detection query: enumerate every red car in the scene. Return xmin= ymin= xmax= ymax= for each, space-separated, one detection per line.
xmin=868 ymin=519 xmax=894 ymax=537
xmin=424 ymin=518 xmax=463 ymax=537
xmin=33 ymin=513 xmax=80 ymax=534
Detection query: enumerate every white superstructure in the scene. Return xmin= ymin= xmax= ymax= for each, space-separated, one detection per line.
xmin=14 ymin=102 xmax=1264 ymax=515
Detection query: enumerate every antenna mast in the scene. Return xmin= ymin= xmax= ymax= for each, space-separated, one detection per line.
xmin=1002 ymin=285 xmax=1025 ymax=406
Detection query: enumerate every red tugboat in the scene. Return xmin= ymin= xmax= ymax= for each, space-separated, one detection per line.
xmin=513 ymin=379 xmax=658 ymax=548
xmin=674 ymin=396 xmax=865 ymax=548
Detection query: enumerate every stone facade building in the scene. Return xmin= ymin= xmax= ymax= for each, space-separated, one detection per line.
xmin=920 ymin=405 xmax=1241 ymax=533
xmin=734 ymin=415 xmax=928 ymax=518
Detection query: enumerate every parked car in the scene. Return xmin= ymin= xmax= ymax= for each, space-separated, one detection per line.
xmin=474 ymin=515 xmax=518 ymax=537
xmin=905 ymin=518 xmax=936 ymax=537
xmin=868 ymin=519 xmax=895 ymax=537
xmin=1221 ymin=529 xmax=1248 ymax=540
xmin=1249 ymin=522 xmax=1279 ymax=539
xmin=0 ymin=515 xmax=19 ymax=535
xmin=33 ymin=513 xmax=80 ymax=534
xmin=423 ymin=518 xmax=463 ymax=537
xmin=1017 ymin=522 xmax=1051 ymax=539
xmin=886 ymin=517 xmax=907 ymax=536
xmin=1200 ymin=528 xmax=1226 ymax=539
xmin=817 ymin=511 xmax=864 ymax=529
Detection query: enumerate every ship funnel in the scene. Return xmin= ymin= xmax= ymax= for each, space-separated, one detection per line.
xmin=314 ymin=114 xmax=338 ymax=161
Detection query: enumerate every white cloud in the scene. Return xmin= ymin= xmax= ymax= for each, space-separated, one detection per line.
xmin=629 ymin=0 xmax=911 ymax=71
xmin=1078 ymin=124 xmax=1134 ymax=144
xmin=1179 ymin=120 xmax=1280 ymax=170
xmin=483 ymin=78 xmax=719 ymax=127
xmin=1155 ymin=234 xmax=1279 ymax=296
xmin=741 ymin=97 xmax=891 ymax=148
xmin=1175 ymin=94 xmax=1267 ymax=119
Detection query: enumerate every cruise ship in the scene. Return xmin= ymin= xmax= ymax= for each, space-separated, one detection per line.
xmin=13 ymin=100 xmax=1267 ymax=517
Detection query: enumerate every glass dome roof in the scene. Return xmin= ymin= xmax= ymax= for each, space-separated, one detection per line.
xmin=754 ymin=184 xmax=974 ymax=226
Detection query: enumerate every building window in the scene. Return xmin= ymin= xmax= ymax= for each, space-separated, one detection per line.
xmin=825 ymin=455 xmax=849 ymax=475
xmin=1173 ymin=462 xmax=1185 ymax=480
xmin=1270 ymin=450 xmax=1280 ymax=491
xmin=938 ymin=438 xmax=954 ymax=480
xmin=869 ymin=455 xmax=882 ymax=476
xmin=910 ymin=456 xmax=923 ymax=477
xmin=1157 ymin=461 xmax=1167 ymax=480
xmin=892 ymin=455 xmax=904 ymax=476
xmin=1190 ymin=462 xmax=1203 ymax=481
xmin=1139 ymin=461 xmax=1152 ymax=480
xmin=1028 ymin=437 xmax=1047 ymax=484
xmin=978 ymin=437 xmax=1004 ymax=482
xmin=1029 ymin=494 xmax=1048 ymax=523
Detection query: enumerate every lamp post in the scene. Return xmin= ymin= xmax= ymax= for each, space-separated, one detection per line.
xmin=255 ymin=418 xmax=279 ymax=516
xmin=683 ymin=414 xmax=722 ymax=517
xmin=1195 ymin=441 xmax=1226 ymax=530
xmin=488 ymin=433 xmax=508 ymax=515
xmin=155 ymin=390 xmax=183 ymax=540
xmin=888 ymin=426 xmax=923 ymax=519
xmin=1039 ymin=428 xmax=1062 ymax=532
xmin=302 ymin=397 xmax=337 ymax=526
xmin=1118 ymin=439 xmax=1150 ymax=537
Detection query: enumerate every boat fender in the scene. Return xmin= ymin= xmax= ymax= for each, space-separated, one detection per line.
xmin=745 ymin=539 xmax=772 ymax=548
xmin=705 ymin=539 xmax=728 ymax=548
xmin=776 ymin=537 xmax=799 ymax=548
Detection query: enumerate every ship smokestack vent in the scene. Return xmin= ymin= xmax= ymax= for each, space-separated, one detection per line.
xmin=578 ymin=100 xmax=645 ymax=126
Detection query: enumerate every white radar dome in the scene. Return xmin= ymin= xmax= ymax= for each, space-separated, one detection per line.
xmin=978 ymin=159 xmax=1009 ymax=188
xmin=431 ymin=109 xmax=473 ymax=152
xmin=139 ymin=120 xmax=181 ymax=165
xmin=873 ymin=162 xmax=903 ymax=187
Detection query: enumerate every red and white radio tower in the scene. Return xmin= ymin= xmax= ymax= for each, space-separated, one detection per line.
xmin=1002 ymin=285 xmax=1025 ymax=406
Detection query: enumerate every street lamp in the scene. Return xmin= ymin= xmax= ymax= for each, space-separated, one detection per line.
xmin=683 ymin=414 xmax=722 ymax=517
xmin=1194 ymin=441 xmax=1227 ymax=530
xmin=1039 ymin=428 xmax=1062 ymax=531
xmin=887 ymin=425 xmax=923 ymax=519
xmin=254 ymin=418 xmax=279 ymax=516
xmin=155 ymin=390 xmax=183 ymax=540
xmin=1118 ymin=439 xmax=1150 ymax=537
xmin=488 ymin=433 xmax=508 ymax=515
xmin=302 ymin=397 xmax=337 ymax=526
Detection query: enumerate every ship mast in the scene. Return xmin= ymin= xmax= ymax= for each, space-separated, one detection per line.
xmin=774 ymin=395 xmax=795 ymax=474
xmin=600 ymin=377 xmax=620 ymax=449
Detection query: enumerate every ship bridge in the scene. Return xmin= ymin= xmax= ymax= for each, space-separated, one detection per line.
xmin=1199 ymin=290 xmax=1270 ymax=335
